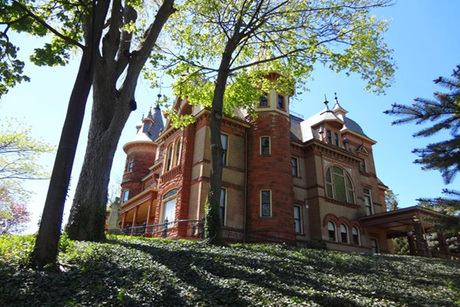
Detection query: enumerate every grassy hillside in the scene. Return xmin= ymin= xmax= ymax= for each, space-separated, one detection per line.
xmin=0 ymin=235 xmax=459 ymax=306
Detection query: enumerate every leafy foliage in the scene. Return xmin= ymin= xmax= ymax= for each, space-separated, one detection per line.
xmin=0 ymin=0 xmax=92 ymax=97
xmin=0 ymin=187 xmax=30 ymax=234
xmin=418 ymin=190 xmax=460 ymax=235
xmin=165 ymin=0 xmax=395 ymax=115
xmin=0 ymin=118 xmax=52 ymax=234
xmin=0 ymin=118 xmax=54 ymax=182
xmin=1 ymin=235 xmax=459 ymax=306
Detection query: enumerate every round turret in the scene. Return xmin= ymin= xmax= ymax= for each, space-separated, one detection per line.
xmin=120 ymin=104 xmax=164 ymax=203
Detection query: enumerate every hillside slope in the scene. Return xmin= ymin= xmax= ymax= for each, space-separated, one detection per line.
xmin=1 ymin=235 xmax=459 ymax=306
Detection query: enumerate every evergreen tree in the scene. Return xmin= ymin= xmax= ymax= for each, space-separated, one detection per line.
xmin=385 ymin=65 xmax=460 ymax=184
xmin=385 ymin=65 xmax=460 ymax=234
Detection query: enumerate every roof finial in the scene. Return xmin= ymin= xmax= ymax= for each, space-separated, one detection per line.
xmin=324 ymin=94 xmax=330 ymax=110
xmin=156 ymin=93 xmax=162 ymax=109
xmin=334 ymin=92 xmax=339 ymax=104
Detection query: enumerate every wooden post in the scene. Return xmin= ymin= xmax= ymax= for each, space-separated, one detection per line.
xmin=145 ymin=198 xmax=154 ymax=236
xmin=131 ymin=207 xmax=139 ymax=235
xmin=121 ymin=212 xmax=127 ymax=232
xmin=413 ymin=218 xmax=431 ymax=257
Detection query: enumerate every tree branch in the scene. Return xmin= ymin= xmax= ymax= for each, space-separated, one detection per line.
xmin=12 ymin=0 xmax=85 ymax=49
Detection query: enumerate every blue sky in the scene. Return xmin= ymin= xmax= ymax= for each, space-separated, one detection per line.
xmin=1 ymin=0 xmax=459 ymax=233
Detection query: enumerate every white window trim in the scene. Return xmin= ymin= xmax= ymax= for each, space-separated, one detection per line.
xmin=260 ymin=136 xmax=271 ymax=156
xmin=340 ymin=224 xmax=349 ymax=244
xmin=325 ymin=166 xmax=355 ymax=204
xmin=221 ymin=133 xmax=229 ymax=166
xmin=327 ymin=221 xmax=337 ymax=242
xmin=161 ymin=189 xmax=178 ymax=226
xmin=294 ymin=205 xmax=302 ymax=234
xmin=352 ymin=226 xmax=361 ymax=246
xmin=165 ymin=143 xmax=174 ymax=172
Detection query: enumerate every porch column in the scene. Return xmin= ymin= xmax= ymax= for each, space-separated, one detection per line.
xmin=437 ymin=232 xmax=450 ymax=258
xmin=407 ymin=232 xmax=416 ymax=256
xmin=131 ymin=206 xmax=139 ymax=235
xmin=121 ymin=212 xmax=127 ymax=230
xmin=413 ymin=218 xmax=431 ymax=257
xmin=145 ymin=198 xmax=154 ymax=235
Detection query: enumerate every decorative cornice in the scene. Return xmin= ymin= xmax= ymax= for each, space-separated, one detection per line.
xmin=123 ymin=141 xmax=157 ymax=153
xmin=304 ymin=139 xmax=361 ymax=165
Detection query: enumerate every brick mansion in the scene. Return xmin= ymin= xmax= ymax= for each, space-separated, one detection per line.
xmin=111 ymin=76 xmax=445 ymax=257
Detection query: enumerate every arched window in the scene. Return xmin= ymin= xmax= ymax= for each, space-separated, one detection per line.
xmin=340 ymin=224 xmax=349 ymax=244
xmin=174 ymin=137 xmax=182 ymax=167
xmin=325 ymin=166 xmax=355 ymax=203
xmin=352 ymin=227 xmax=360 ymax=245
xmin=165 ymin=144 xmax=174 ymax=171
xmin=328 ymin=222 xmax=336 ymax=241
xmin=162 ymin=189 xmax=178 ymax=228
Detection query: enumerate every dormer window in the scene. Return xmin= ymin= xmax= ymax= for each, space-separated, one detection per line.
xmin=277 ymin=94 xmax=285 ymax=110
xmin=334 ymin=133 xmax=339 ymax=146
xmin=326 ymin=130 xmax=332 ymax=144
xmin=259 ymin=95 xmax=268 ymax=107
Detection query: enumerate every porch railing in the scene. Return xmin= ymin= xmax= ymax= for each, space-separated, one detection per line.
xmin=122 ymin=219 xmax=204 ymax=238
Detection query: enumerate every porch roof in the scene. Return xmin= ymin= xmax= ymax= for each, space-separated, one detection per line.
xmin=360 ymin=206 xmax=444 ymax=238
xmin=121 ymin=187 xmax=158 ymax=215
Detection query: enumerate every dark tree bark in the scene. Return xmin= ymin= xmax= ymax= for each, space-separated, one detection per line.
xmin=66 ymin=0 xmax=176 ymax=241
xmin=205 ymin=36 xmax=240 ymax=245
xmin=29 ymin=0 xmax=110 ymax=269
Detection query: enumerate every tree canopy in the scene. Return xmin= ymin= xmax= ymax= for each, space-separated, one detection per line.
xmin=0 ymin=118 xmax=53 ymax=182
xmin=0 ymin=118 xmax=53 ymax=234
xmin=166 ymin=0 xmax=394 ymax=103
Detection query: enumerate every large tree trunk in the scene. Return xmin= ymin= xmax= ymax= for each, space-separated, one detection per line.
xmin=66 ymin=87 xmax=132 ymax=241
xmin=29 ymin=0 xmax=110 ymax=269
xmin=66 ymin=0 xmax=176 ymax=241
xmin=205 ymin=48 xmax=234 ymax=245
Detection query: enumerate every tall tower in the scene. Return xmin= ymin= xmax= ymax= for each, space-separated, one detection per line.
xmin=246 ymin=73 xmax=295 ymax=242
xmin=120 ymin=104 xmax=164 ymax=203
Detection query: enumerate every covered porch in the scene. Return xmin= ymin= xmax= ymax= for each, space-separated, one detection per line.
xmin=361 ymin=206 xmax=452 ymax=258
xmin=120 ymin=187 xmax=158 ymax=236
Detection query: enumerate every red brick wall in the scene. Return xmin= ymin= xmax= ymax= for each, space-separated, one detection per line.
xmin=153 ymin=123 xmax=196 ymax=237
xmin=247 ymin=111 xmax=295 ymax=241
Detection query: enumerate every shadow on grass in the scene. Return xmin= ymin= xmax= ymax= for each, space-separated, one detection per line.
xmin=1 ymin=236 xmax=458 ymax=306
